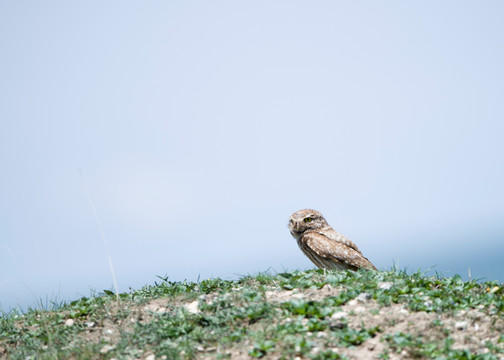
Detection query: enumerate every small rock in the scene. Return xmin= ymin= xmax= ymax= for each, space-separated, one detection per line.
xmin=468 ymin=311 xmax=485 ymax=320
xmin=184 ymin=301 xmax=200 ymax=314
xmin=474 ymin=323 xmax=480 ymax=331
xmin=354 ymin=306 xmax=366 ymax=314
xmin=85 ymin=321 xmax=95 ymax=328
xmin=265 ymin=291 xmax=277 ymax=299
xmin=144 ymin=303 xmax=167 ymax=313
xmin=329 ymin=318 xmax=347 ymax=330
xmin=317 ymin=332 xmax=328 ymax=338
xmin=367 ymin=339 xmax=378 ymax=351
xmin=331 ymin=311 xmax=347 ymax=319
xmin=357 ymin=292 xmax=372 ymax=302
xmin=478 ymin=315 xmax=492 ymax=323
xmin=100 ymin=345 xmax=115 ymax=354
xmin=378 ymin=282 xmax=393 ymax=290
xmin=311 ymin=347 xmax=320 ymax=354
xmin=196 ymin=345 xmax=205 ymax=352
xmin=145 ymin=354 xmax=155 ymax=360
xmin=423 ymin=299 xmax=433 ymax=308
xmin=64 ymin=319 xmax=75 ymax=327
xmin=105 ymin=329 xmax=114 ymax=335
xmin=347 ymin=299 xmax=357 ymax=306
xmin=455 ymin=321 xmax=467 ymax=330
xmin=399 ymin=308 xmax=409 ymax=316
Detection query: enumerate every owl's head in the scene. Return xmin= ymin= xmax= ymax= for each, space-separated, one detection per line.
xmin=288 ymin=209 xmax=329 ymax=239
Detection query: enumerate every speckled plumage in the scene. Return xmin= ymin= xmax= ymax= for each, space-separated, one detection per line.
xmin=289 ymin=209 xmax=376 ymax=271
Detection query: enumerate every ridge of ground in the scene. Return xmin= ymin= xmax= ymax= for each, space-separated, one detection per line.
xmin=1 ymin=269 xmax=503 ymax=359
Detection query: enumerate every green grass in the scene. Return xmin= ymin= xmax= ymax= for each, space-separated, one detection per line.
xmin=1 ymin=269 xmax=503 ymax=359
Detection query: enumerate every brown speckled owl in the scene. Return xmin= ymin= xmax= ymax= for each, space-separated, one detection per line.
xmin=289 ymin=209 xmax=376 ymax=271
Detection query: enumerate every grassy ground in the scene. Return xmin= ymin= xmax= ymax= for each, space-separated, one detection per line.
xmin=1 ymin=269 xmax=503 ymax=359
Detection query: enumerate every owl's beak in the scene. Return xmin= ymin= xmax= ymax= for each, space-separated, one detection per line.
xmin=290 ymin=223 xmax=303 ymax=239
xmin=290 ymin=220 xmax=300 ymax=232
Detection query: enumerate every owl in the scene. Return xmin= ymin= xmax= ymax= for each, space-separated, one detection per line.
xmin=289 ymin=209 xmax=376 ymax=271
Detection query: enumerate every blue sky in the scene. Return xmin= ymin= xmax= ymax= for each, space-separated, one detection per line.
xmin=1 ymin=1 xmax=503 ymax=312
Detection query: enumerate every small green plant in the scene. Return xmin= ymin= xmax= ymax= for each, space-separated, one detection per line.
xmin=249 ymin=339 xmax=275 ymax=358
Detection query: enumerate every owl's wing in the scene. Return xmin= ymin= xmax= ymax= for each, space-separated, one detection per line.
xmin=304 ymin=232 xmax=377 ymax=271
xmin=318 ymin=228 xmax=361 ymax=253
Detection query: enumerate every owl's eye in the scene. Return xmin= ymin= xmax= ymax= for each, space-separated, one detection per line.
xmin=304 ymin=217 xmax=313 ymax=223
